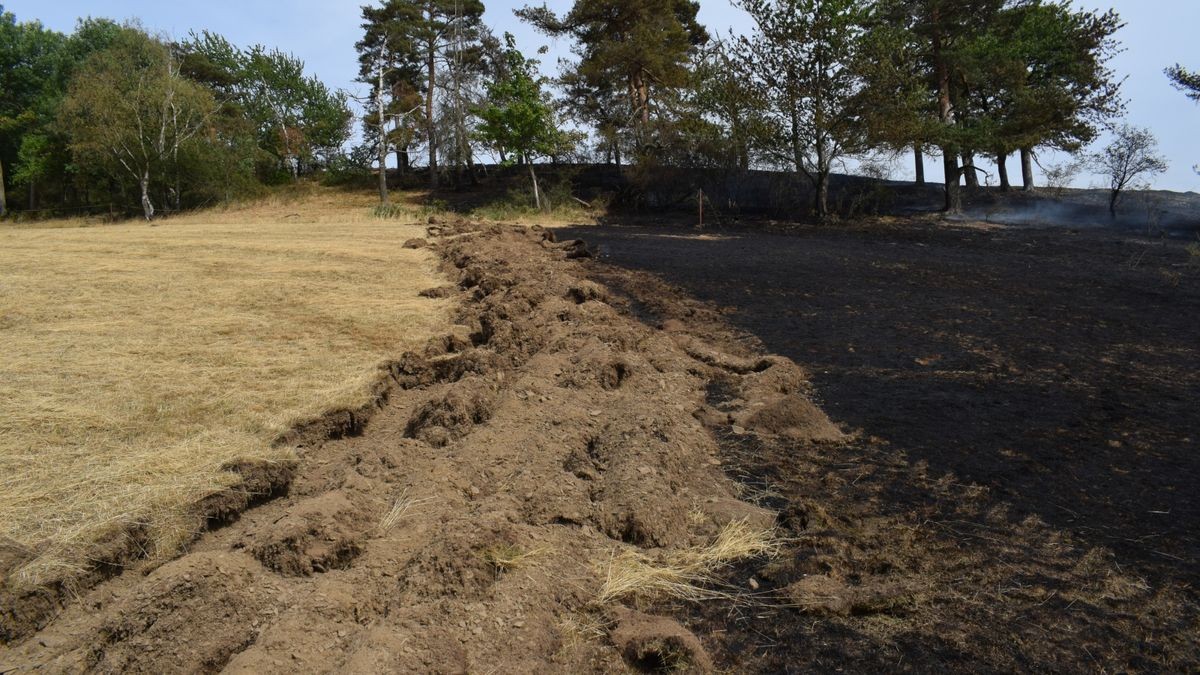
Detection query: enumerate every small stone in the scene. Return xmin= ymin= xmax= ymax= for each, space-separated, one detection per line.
xmin=731 ymin=425 xmax=747 ymax=435
xmin=749 ymin=577 xmax=760 ymax=590
xmin=589 ymin=410 xmax=601 ymax=417
xmin=637 ymin=465 xmax=654 ymax=475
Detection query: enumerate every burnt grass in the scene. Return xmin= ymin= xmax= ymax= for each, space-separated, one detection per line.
xmin=564 ymin=217 xmax=1200 ymax=672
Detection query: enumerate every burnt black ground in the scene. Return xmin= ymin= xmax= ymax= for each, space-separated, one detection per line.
xmin=561 ymin=218 xmax=1200 ymax=590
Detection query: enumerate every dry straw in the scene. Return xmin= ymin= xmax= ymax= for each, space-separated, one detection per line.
xmin=0 ymin=188 xmax=449 ymax=588
xmin=599 ymin=520 xmax=782 ymax=603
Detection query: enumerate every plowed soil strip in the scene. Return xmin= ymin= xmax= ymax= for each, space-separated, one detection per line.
xmin=1 ymin=221 xmax=844 ymax=673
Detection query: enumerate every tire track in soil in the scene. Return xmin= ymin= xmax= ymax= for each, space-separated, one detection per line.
xmin=1 ymin=221 xmax=844 ymax=673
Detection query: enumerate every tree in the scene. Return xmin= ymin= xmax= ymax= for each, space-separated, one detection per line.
xmin=655 ymin=40 xmax=769 ymax=171
xmin=1166 ymin=64 xmax=1199 ymax=175
xmin=476 ymin=33 xmax=571 ymax=210
xmin=60 ymin=30 xmax=216 ymax=220
xmin=852 ymin=13 xmax=934 ymax=185
xmin=0 ymin=7 xmax=67 ymax=216
xmin=859 ymin=0 xmax=1120 ymax=208
xmin=734 ymin=0 xmax=870 ymax=219
xmin=1090 ymin=124 xmax=1167 ymax=217
xmin=988 ymin=2 xmax=1123 ymax=191
xmin=356 ymin=0 xmax=485 ymax=189
xmin=864 ymin=0 xmax=1009 ymax=212
xmin=518 ymin=0 xmax=708 ymax=158
xmin=357 ymin=0 xmax=426 ymax=199
xmin=179 ymin=32 xmax=353 ymax=181
xmin=1166 ymin=64 xmax=1200 ymax=102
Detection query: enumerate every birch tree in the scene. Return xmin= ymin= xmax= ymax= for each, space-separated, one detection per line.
xmin=476 ymin=33 xmax=571 ymax=210
xmin=1090 ymin=124 xmax=1168 ymax=217
xmin=60 ymin=31 xmax=214 ymax=220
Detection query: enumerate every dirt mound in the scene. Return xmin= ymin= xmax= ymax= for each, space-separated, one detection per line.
xmin=0 ymin=220 xmax=840 ymax=672
xmin=610 ymin=608 xmax=713 ymax=673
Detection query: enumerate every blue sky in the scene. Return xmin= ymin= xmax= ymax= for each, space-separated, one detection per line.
xmin=5 ymin=0 xmax=1198 ymax=191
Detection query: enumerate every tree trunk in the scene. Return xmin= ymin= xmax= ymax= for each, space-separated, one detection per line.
xmin=139 ymin=169 xmax=155 ymax=221
xmin=931 ymin=13 xmax=960 ymax=214
xmin=962 ymin=153 xmax=978 ymax=188
xmin=1109 ymin=189 xmax=1120 ymax=217
xmin=942 ymin=151 xmax=962 ymax=213
xmin=914 ymin=145 xmax=925 ymax=185
xmin=528 ymin=160 xmax=541 ymax=211
xmin=396 ymin=145 xmax=409 ymax=176
xmin=377 ymin=146 xmax=389 ymax=207
xmin=997 ymin=153 xmax=1010 ymax=191
xmin=377 ymin=63 xmax=390 ymax=206
xmin=426 ymin=21 xmax=438 ymax=189
xmin=0 ymin=158 xmax=6 ymax=217
xmin=1020 ymin=147 xmax=1034 ymax=191
xmin=815 ymin=172 xmax=830 ymax=220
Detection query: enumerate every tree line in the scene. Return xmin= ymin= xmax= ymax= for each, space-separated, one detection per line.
xmin=3 ymin=1 xmax=1194 ymax=221
xmin=0 ymin=6 xmax=352 ymax=220
xmin=357 ymin=0 xmax=1130 ymax=217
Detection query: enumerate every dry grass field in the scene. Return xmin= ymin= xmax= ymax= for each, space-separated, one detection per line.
xmin=0 ymin=188 xmax=448 ymax=588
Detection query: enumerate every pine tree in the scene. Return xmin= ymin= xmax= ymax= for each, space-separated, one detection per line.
xmin=733 ymin=0 xmax=870 ymax=219
xmin=517 ymin=0 xmax=708 ymax=158
xmin=1166 ymin=64 xmax=1200 ymax=102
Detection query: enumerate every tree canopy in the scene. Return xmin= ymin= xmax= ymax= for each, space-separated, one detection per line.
xmin=476 ymin=33 xmax=571 ymax=209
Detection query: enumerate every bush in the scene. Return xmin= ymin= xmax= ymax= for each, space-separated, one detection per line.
xmin=321 ymin=146 xmax=375 ymax=188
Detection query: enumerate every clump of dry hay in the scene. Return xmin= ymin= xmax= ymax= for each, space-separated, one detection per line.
xmin=483 ymin=543 xmax=548 ymax=574
xmin=376 ymin=490 xmax=434 ymax=535
xmin=599 ymin=520 xmax=782 ymax=603
xmin=0 ymin=188 xmax=448 ymax=588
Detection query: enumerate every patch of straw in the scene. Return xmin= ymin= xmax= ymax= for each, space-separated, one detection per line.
xmin=377 ymin=490 xmax=433 ymax=534
xmin=598 ymin=520 xmax=782 ymax=603
xmin=483 ymin=543 xmax=548 ymax=573
xmin=0 ymin=187 xmax=449 ymax=589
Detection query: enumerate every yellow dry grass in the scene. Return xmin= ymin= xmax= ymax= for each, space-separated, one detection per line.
xmin=0 ymin=187 xmax=449 ymax=588
xmin=598 ymin=520 xmax=782 ymax=603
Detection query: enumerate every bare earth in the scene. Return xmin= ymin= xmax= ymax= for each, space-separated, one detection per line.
xmin=564 ymin=217 xmax=1200 ymax=671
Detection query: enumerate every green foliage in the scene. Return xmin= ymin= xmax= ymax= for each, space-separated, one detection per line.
xmin=59 ymin=29 xmax=218 ymax=219
xmin=518 ymin=0 xmax=708 ymax=155
xmin=1166 ymin=64 xmax=1200 ymax=103
xmin=321 ymin=144 xmax=377 ymax=188
xmin=477 ymin=34 xmax=569 ymax=164
xmin=476 ymin=34 xmax=573 ymax=209
xmin=179 ymin=31 xmax=354 ymax=178
xmin=472 ymin=175 xmax=590 ymax=220
xmin=857 ymin=0 xmax=1123 ymax=210
xmin=0 ymin=4 xmax=347 ymax=218
xmin=372 ymin=203 xmax=410 ymax=219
